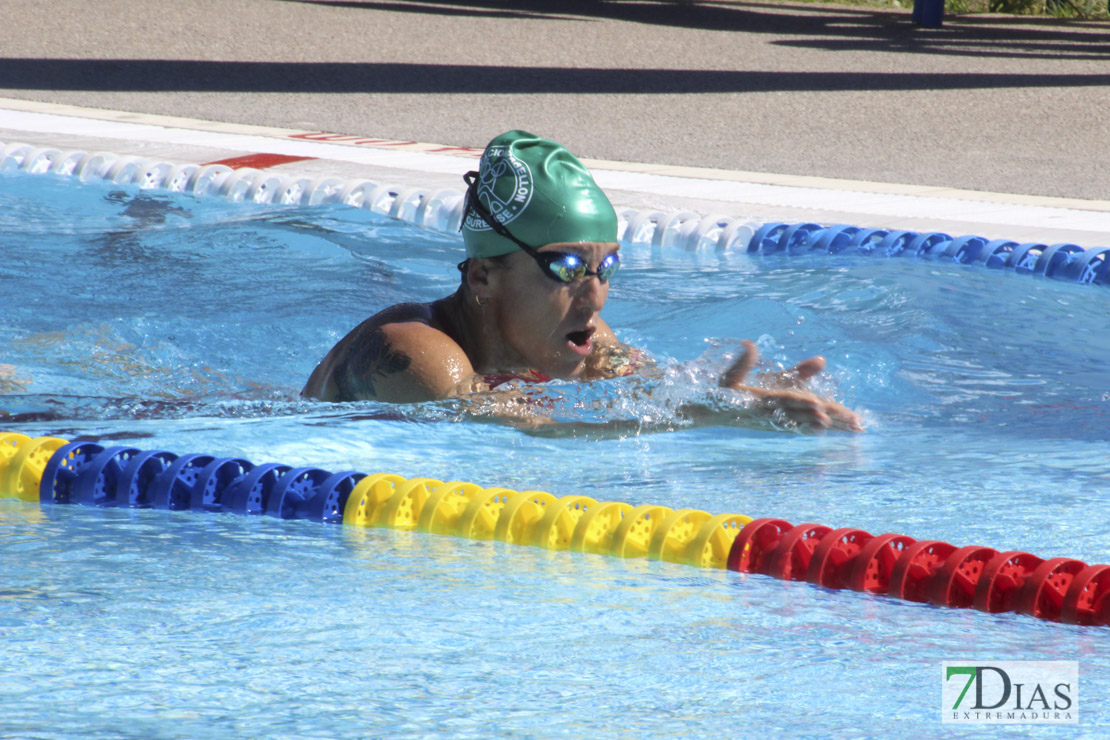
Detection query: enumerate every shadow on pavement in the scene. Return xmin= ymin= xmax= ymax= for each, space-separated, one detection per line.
xmin=273 ymin=0 xmax=1110 ymax=60
xmin=2 ymin=58 xmax=1109 ymax=94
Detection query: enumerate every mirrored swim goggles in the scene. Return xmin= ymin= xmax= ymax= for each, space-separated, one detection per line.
xmin=462 ymin=171 xmax=620 ymax=285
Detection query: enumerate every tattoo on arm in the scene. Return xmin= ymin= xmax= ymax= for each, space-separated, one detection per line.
xmin=586 ymin=341 xmax=652 ymax=379
xmin=337 ymin=328 xmax=412 ymax=399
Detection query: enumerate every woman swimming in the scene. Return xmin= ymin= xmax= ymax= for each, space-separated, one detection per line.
xmin=302 ymin=130 xmax=862 ymax=432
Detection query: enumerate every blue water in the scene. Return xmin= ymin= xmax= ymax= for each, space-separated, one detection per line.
xmin=1 ymin=172 xmax=1108 ymax=738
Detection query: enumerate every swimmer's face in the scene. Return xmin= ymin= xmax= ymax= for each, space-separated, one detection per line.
xmin=484 ymin=241 xmax=619 ymax=379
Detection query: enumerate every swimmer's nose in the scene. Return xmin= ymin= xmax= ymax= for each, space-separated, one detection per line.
xmin=572 ymin=272 xmax=608 ymax=315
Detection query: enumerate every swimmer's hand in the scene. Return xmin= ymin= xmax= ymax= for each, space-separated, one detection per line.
xmin=719 ymin=340 xmax=864 ymax=433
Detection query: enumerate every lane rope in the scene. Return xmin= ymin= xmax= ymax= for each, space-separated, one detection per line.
xmin=3 ymin=140 xmax=1107 ymax=286
xmin=2 ymin=433 xmax=1106 ymax=627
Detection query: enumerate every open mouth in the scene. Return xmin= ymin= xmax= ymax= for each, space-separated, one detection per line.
xmin=565 ymin=328 xmax=595 ymax=354
xmin=566 ymin=329 xmax=591 ymax=347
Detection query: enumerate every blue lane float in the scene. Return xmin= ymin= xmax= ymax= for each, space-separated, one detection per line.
xmin=33 ymin=440 xmax=363 ymax=523
xmin=748 ymin=222 xmax=1110 ymax=286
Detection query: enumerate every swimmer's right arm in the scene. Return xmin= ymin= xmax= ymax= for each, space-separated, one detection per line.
xmin=301 ymin=322 xmax=566 ymax=429
xmin=302 ymin=321 xmax=489 ymax=403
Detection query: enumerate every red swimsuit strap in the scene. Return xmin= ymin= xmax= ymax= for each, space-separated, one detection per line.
xmin=483 ymin=369 xmax=552 ymax=390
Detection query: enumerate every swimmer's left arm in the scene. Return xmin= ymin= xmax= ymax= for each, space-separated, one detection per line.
xmin=713 ymin=340 xmax=864 ymax=432
xmin=581 ymin=329 xmax=862 ymax=433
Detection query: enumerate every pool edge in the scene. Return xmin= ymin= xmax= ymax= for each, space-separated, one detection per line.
xmin=4 ymin=96 xmax=1110 ymax=248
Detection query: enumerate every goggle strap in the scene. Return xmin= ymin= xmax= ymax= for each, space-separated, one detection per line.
xmin=463 ymin=170 xmax=619 ymax=284
xmin=462 ymin=171 xmax=535 ymax=254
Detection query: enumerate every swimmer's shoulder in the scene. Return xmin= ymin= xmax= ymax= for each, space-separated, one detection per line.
xmin=301 ymin=299 xmax=476 ymax=403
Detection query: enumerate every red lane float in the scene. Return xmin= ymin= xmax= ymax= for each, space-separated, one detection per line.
xmin=725 ymin=518 xmax=792 ymax=573
xmin=888 ymin=540 xmax=956 ymax=603
xmin=764 ymin=523 xmax=830 ymax=580
xmin=1016 ymin=558 xmax=1086 ymax=623
xmin=928 ymin=545 xmax=998 ymax=609
xmin=726 ymin=519 xmax=1107 ymax=626
xmin=974 ymin=551 xmax=1043 ymax=614
xmin=1062 ymin=564 xmax=1110 ymax=625
xmin=847 ymin=533 xmax=916 ymax=593
xmin=806 ymin=528 xmax=873 ymax=589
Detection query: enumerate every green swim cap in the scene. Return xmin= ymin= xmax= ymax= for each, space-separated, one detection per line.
xmin=462 ymin=130 xmax=618 ymax=259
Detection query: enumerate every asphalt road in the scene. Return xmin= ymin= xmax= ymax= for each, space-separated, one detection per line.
xmin=2 ymin=0 xmax=1109 ymax=199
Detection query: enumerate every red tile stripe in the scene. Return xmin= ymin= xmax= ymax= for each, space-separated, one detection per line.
xmin=202 ymin=153 xmax=317 ymax=170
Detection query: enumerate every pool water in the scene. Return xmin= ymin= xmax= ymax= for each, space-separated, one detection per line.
xmin=1 ymin=172 xmax=1108 ymax=738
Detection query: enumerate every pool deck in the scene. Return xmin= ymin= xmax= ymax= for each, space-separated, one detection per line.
xmin=2 ymin=0 xmax=1110 ymax=246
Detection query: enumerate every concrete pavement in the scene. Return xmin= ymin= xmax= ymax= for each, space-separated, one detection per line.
xmin=2 ymin=0 xmax=1108 ymax=200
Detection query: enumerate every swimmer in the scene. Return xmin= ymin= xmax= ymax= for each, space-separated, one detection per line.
xmin=302 ymin=130 xmax=862 ymax=432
